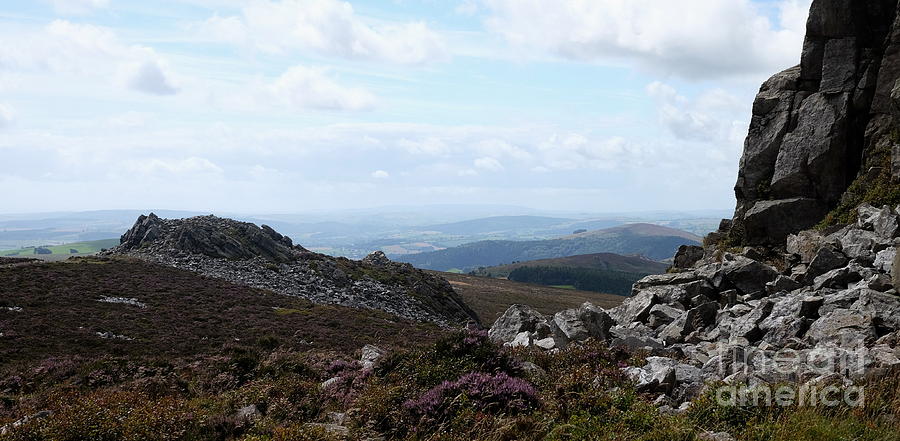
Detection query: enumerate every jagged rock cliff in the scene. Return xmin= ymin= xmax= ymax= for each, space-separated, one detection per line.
xmin=489 ymin=0 xmax=900 ymax=410
xmin=109 ymin=214 xmax=480 ymax=326
xmin=732 ymin=0 xmax=900 ymax=245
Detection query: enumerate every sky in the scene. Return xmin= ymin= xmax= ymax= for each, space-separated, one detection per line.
xmin=0 ymin=0 xmax=812 ymax=214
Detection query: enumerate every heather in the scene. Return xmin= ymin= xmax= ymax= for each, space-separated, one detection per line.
xmin=1 ymin=327 xmax=899 ymax=440
xmin=0 ymin=257 xmax=442 ymax=367
xmin=1 ymin=260 xmax=899 ymax=440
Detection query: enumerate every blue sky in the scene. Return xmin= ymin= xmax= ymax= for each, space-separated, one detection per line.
xmin=0 ymin=0 xmax=812 ymax=214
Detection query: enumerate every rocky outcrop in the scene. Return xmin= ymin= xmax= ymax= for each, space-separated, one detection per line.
xmin=490 ymin=205 xmax=900 ymax=406
xmin=109 ymin=214 xmax=480 ymax=326
xmin=731 ymin=0 xmax=900 ymax=244
xmin=119 ymin=213 xmax=303 ymax=262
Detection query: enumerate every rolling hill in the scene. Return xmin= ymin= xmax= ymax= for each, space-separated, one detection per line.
xmin=433 ymin=270 xmax=625 ymax=324
xmin=468 ymin=252 xmax=668 ymax=296
xmin=470 ymin=252 xmax=668 ymax=278
xmin=394 ymin=223 xmax=701 ymax=271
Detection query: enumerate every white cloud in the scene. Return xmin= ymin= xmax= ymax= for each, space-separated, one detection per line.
xmin=0 ymin=104 xmax=12 ymax=128
xmin=474 ymin=139 xmax=532 ymax=161
xmin=480 ymin=0 xmax=811 ymax=78
xmin=455 ymin=0 xmax=480 ymax=16
xmin=126 ymin=60 xmax=179 ymax=95
xmin=399 ymin=137 xmax=450 ymax=155
xmin=474 ymin=156 xmax=504 ymax=172
xmin=120 ymin=157 xmax=223 ymax=176
xmin=0 ymin=20 xmax=179 ymax=96
xmin=371 ymin=169 xmax=390 ymax=179
xmin=47 ymin=0 xmax=110 ymax=15
xmin=538 ymin=134 xmax=645 ymax=171
xmin=646 ymin=81 xmax=747 ymax=144
xmin=270 ymin=66 xmax=375 ymax=111
xmin=201 ymin=0 xmax=448 ymax=64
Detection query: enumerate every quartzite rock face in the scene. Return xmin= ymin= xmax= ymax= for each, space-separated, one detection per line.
xmin=731 ymin=0 xmax=900 ymax=244
xmin=110 ymin=214 xmax=480 ymax=326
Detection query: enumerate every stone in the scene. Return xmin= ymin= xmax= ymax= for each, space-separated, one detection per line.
xmin=733 ymin=66 xmax=802 ymax=206
xmin=725 ymin=299 xmax=774 ymax=341
xmin=812 ymin=264 xmax=868 ymax=290
xmin=533 ymin=337 xmax=557 ymax=350
xmin=648 ymin=304 xmax=684 ymax=328
xmin=235 ymin=405 xmax=261 ymax=422
xmin=770 ymin=91 xmax=850 ymax=204
xmin=740 ymin=198 xmax=830 ymax=245
xmin=507 ymin=332 xmax=532 ymax=348
xmin=673 ymin=245 xmax=705 ymax=269
xmin=360 ymin=344 xmax=386 ymax=369
xmin=894 ymin=246 xmax=900 ymax=290
xmin=807 ymin=245 xmax=849 ymax=279
xmin=874 ymin=247 xmax=896 ymax=272
xmin=610 ymin=335 xmax=666 ymax=352
xmin=658 ymin=302 xmax=718 ymax=344
xmin=488 ymin=304 xmax=547 ymax=343
xmin=807 ymin=310 xmax=878 ymax=347
xmin=553 ymin=303 xmax=614 ymax=342
xmin=609 ymin=289 xmax=658 ymax=325
xmin=681 ymin=280 xmax=718 ymax=303
xmin=699 ymin=431 xmax=735 ymax=441
xmin=852 ymin=288 xmax=900 ymax=330
xmin=721 ymin=256 xmax=779 ymax=295
xmin=766 ymin=275 xmax=803 ymax=295
xmin=624 ymin=357 xmax=684 ymax=394
xmin=800 ymin=296 xmax=825 ymax=319
xmin=632 ymin=272 xmax=703 ymax=291
xmin=361 ymin=251 xmax=392 ymax=266
xmin=868 ymin=274 xmax=895 ymax=292
xmin=787 ymin=230 xmax=826 ymax=263
xmin=832 ymin=228 xmax=884 ymax=259
xmin=874 ymin=209 xmax=900 ymax=239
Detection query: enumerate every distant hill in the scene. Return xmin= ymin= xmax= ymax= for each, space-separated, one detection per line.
xmin=470 ymin=252 xmax=668 ymax=278
xmin=468 ymin=253 xmax=667 ymax=296
xmin=394 ymin=223 xmax=701 ymax=271
xmin=433 ymin=270 xmax=625 ymax=324
xmin=418 ymin=216 xmax=577 ymax=235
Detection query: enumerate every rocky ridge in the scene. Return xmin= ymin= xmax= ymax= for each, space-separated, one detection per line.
xmin=107 ymin=213 xmax=480 ymax=326
xmin=489 ymin=204 xmax=900 ymax=407
xmin=730 ymin=0 xmax=900 ymax=245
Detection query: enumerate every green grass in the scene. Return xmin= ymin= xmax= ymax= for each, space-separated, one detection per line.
xmin=550 ymin=285 xmax=577 ymax=290
xmin=1 ymin=238 xmax=119 ymax=257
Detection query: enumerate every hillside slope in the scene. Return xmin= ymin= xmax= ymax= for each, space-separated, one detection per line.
xmin=107 ymin=213 xmax=480 ymax=326
xmin=396 ymin=223 xmax=701 ymax=271
xmin=0 ymin=258 xmax=442 ymax=368
xmin=434 ymin=270 xmax=625 ymax=324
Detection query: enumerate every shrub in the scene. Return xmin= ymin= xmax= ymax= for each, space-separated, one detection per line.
xmin=404 ymin=372 xmax=539 ymax=420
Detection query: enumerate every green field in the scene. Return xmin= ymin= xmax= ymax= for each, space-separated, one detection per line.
xmin=1 ymin=238 xmax=119 ymax=257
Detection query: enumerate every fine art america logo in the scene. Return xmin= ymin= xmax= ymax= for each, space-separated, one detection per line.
xmin=712 ymin=337 xmax=870 ymax=408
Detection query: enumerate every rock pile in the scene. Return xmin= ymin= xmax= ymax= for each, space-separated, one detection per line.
xmin=108 ymin=214 xmax=479 ymax=326
xmin=490 ymin=204 xmax=900 ymax=406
